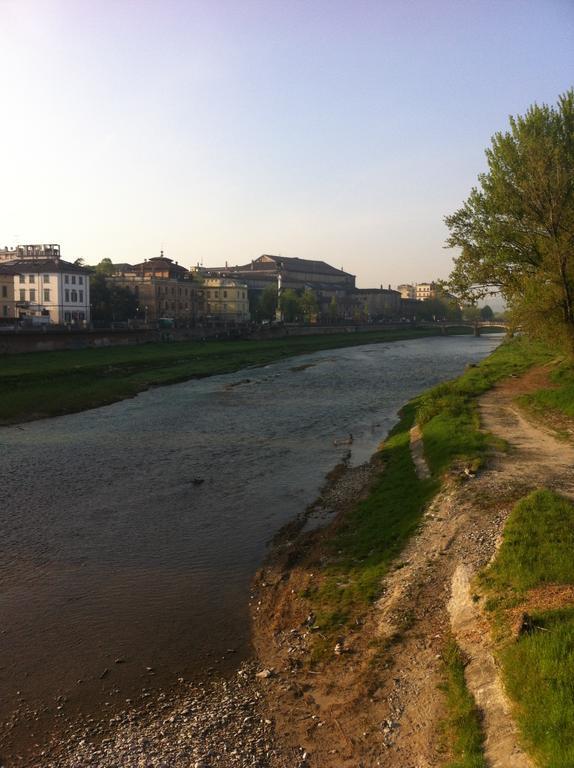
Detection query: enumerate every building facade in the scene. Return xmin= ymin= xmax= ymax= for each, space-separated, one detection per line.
xmin=0 ymin=264 xmax=18 ymax=321
xmin=354 ymin=287 xmax=401 ymax=319
xmin=415 ymin=282 xmax=438 ymax=301
xmin=109 ymin=254 xmax=199 ymax=323
xmin=397 ymin=283 xmax=416 ymax=300
xmin=200 ymin=277 xmax=250 ymax=323
xmin=1 ymin=246 xmax=91 ymax=325
xmin=8 ymin=259 xmax=91 ymax=324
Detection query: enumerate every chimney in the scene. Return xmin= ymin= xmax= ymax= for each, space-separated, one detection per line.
xmin=388 ymin=284 xmax=391 ymax=290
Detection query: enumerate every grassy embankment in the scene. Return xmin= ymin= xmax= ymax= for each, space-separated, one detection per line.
xmin=0 ymin=327 xmax=447 ymax=425
xmin=479 ymin=490 xmax=574 ymax=767
xmin=306 ymin=338 xmax=552 ymax=643
xmin=518 ymin=358 xmax=574 ymax=434
xmin=301 ymin=338 xmax=552 ymax=763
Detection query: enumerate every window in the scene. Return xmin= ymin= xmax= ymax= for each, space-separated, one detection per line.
xmin=79 ymin=290 xmax=84 ymax=302
xmin=65 ymin=289 xmax=70 ymax=302
xmin=223 ymin=303 xmax=228 ymax=311
xmin=64 ymin=275 xmax=69 ymax=284
xmin=64 ymin=312 xmax=71 ymax=322
xmin=223 ymin=291 xmax=228 ymax=298
xmin=79 ymin=312 xmax=85 ymax=321
xmin=19 ymin=274 xmax=25 ymax=284
xmin=79 ymin=276 xmax=83 ymax=285
xmin=44 ymin=289 xmax=50 ymax=302
xmin=29 ymin=289 xmax=36 ymax=302
xmin=1 ymin=286 xmax=6 ymax=298
xmin=71 ymin=275 xmax=76 ymax=285
xmin=29 ymin=274 xmax=35 ymax=283
xmin=43 ymin=274 xmax=49 ymax=284
xmin=19 ymin=289 xmax=25 ymax=301
xmin=71 ymin=290 xmax=78 ymax=302
xmin=2 ymin=305 xmax=7 ymax=317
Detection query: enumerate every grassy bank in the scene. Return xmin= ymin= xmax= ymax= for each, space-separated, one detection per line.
xmin=440 ymin=639 xmax=487 ymax=768
xmin=518 ymin=358 xmax=574 ymax=430
xmin=479 ymin=489 xmax=574 ymax=767
xmin=0 ymin=327 xmax=449 ymax=425
xmin=416 ymin=338 xmax=552 ymax=475
xmin=304 ymin=338 xmax=552 ymax=652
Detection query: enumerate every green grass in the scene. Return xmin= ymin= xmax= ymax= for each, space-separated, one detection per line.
xmin=0 ymin=327 xmax=446 ymax=424
xmin=519 ymin=359 xmax=574 ymax=422
xmin=502 ymin=607 xmax=574 ymax=768
xmin=481 ymin=490 xmax=574 ymax=597
xmin=440 ymin=639 xmax=487 ymax=768
xmin=417 ymin=338 xmax=552 ymax=475
xmin=309 ymin=401 xmax=438 ymax=641
xmin=480 ymin=490 xmax=574 ymax=767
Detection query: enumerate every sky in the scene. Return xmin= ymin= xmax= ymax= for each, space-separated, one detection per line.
xmin=1 ymin=0 xmax=573 ymax=289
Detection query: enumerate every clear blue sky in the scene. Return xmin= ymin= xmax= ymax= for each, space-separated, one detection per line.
xmin=1 ymin=0 xmax=572 ymax=287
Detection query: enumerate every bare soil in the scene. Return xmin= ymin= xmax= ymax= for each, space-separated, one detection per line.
xmin=251 ymin=365 xmax=574 ymax=767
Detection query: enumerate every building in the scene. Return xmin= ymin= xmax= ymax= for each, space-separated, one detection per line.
xmin=7 ymin=258 xmax=91 ymax=324
xmin=398 ymin=283 xmax=416 ymax=300
xmin=200 ymin=277 xmax=250 ymax=323
xmin=109 ymin=253 xmax=199 ymax=323
xmin=0 ymin=244 xmax=61 ymax=262
xmin=195 ymin=254 xmax=357 ymax=320
xmin=1 ymin=245 xmax=91 ymax=325
xmin=415 ymin=282 xmax=438 ymax=301
xmin=354 ymin=287 xmax=401 ymax=319
xmin=0 ymin=264 xmax=18 ymax=321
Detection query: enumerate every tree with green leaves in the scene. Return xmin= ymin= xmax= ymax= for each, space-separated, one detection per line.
xmin=445 ymin=90 xmax=574 ymax=352
xmin=299 ymin=288 xmax=319 ymax=323
xmin=257 ymin=285 xmax=277 ymax=321
xmin=95 ymin=258 xmax=115 ymax=276
xmin=90 ymin=274 xmax=139 ymax=327
xmin=479 ymin=304 xmax=494 ymax=321
xmin=279 ymin=288 xmax=300 ymax=322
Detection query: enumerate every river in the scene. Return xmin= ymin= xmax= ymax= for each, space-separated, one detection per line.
xmin=0 ymin=334 xmax=500 ymax=758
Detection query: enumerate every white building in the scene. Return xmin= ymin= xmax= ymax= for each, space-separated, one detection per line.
xmin=8 ymin=258 xmax=91 ymax=325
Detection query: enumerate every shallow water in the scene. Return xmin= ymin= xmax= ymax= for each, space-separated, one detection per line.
xmin=0 ymin=334 xmax=499 ymax=753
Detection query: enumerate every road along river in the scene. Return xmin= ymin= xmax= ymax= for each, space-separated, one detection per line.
xmin=0 ymin=334 xmax=500 ymax=759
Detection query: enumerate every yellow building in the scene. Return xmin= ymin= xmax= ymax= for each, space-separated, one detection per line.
xmin=201 ymin=278 xmax=250 ymax=322
xmin=0 ymin=264 xmax=18 ymax=320
xmin=415 ymin=282 xmax=438 ymax=301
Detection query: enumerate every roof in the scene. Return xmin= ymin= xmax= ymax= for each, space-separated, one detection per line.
xmin=0 ymin=263 xmax=21 ymax=275
xmin=132 ymin=256 xmax=189 ymax=275
xmin=355 ymin=288 xmax=400 ymax=296
xmin=231 ymin=254 xmax=354 ymax=279
xmin=1 ymin=258 xmax=91 ymax=274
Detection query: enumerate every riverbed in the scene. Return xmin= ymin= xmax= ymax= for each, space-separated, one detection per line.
xmin=0 ymin=334 xmax=500 ymax=761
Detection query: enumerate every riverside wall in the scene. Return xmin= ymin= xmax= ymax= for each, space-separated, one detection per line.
xmin=0 ymin=323 xmax=419 ymax=355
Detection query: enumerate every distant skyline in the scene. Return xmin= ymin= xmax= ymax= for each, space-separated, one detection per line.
xmin=1 ymin=0 xmax=573 ymax=288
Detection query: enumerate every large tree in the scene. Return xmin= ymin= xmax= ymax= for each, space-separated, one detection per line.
xmin=445 ymin=90 xmax=574 ymax=351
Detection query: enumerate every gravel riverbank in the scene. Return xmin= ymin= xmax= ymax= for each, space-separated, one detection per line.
xmin=27 ymin=662 xmax=301 ymax=768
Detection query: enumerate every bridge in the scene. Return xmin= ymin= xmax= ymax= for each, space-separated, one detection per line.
xmin=420 ymin=320 xmax=510 ymax=337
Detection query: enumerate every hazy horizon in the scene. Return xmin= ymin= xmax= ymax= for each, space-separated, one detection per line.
xmin=1 ymin=0 xmax=572 ymax=289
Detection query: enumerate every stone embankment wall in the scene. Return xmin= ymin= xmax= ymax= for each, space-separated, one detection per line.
xmin=0 ymin=323 xmax=415 ymax=355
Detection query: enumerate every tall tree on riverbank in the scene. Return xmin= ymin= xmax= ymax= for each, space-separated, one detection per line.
xmin=445 ymin=90 xmax=574 ymax=352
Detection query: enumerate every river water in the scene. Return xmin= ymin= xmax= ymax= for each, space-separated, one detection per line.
xmin=0 ymin=335 xmax=499 ymax=755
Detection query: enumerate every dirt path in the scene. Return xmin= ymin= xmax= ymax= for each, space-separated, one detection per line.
xmin=252 ymin=365 xmax=574 ymax=768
